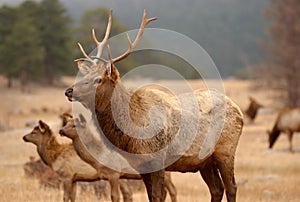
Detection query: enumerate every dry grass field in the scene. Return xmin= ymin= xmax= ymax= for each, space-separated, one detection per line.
xmin=0 ymin=77 xmax=299 ymax=202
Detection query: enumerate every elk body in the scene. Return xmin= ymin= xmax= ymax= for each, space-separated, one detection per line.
xmin=59 ymin=115 xmax=177 ymax=202
xmin=267 ymin=108 xmax=300 ymax=152
xmin=22 ymin=121 xmax=132 ymax=202
xmin=65 ymin=10 xmax=244 ymax=202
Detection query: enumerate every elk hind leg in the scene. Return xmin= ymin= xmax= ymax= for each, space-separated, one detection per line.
xmin=215 ymin=156 xmax=237 ymax=202
xmin=200 ymin=159 xmax=224 ymax=202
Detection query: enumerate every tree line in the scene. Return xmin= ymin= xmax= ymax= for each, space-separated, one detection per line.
xmin=261 ymin=0 xmax=300 ymax=107
xmin=0 ymin=0 xmax=127 ymax=87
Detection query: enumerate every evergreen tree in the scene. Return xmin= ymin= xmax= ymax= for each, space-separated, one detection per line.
xmin=39 ymin=0 xmax=74 ymax=84
xmin=0 ymin=0 xmax=75 ymax=86
xmin=0 ymin=2 xmax=45 ymax=87
xmin=0 ymin=6 xmax=18 ymax=87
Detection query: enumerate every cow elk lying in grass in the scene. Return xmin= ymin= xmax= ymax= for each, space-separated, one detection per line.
xmin=23 ymin=156 xmax=106 ymax=197
xmin=267 ymin=108 xmax=300 ymax=152
xmin=65 ymin=9 xmax=244 ymax=202
xmin=24 ymin=156 xmax=61 ymax=189
xmin=22 ymin=121 xmax=133 ymax=202
xmin=59 ymin=114 xmax=177 ymax=202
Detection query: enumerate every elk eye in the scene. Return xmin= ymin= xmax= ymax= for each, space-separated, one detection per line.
xmin=94 ymin=77 xmax=102 ymax=84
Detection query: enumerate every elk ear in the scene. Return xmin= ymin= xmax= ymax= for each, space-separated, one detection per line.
xmin=79 ymin=114 xmax=87 ymax=127
xmin=249 ymin=96 xmax=256 ymax=102
xmin=38 ymin=120 xmax=49 ymax=133
xmin=74 ymin=118 xmax=80 ymax=127
xmin=107 ymin=63 xmax=119 ymax=82
xmin=64 ymin=113 xmax=73 ymax=122
xmin=77 ymin=61 xmax=90 ymax=75
xmin=266 ymin=130 xmax=271 ymax=136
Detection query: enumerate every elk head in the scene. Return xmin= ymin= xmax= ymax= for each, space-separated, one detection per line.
xmin=59 ymin=114 xmax=87 ymax=140
xmin=65 ymin=10 xmax=157 ymax=110
xmin=249 ymin=96 xmax=263 ymax=110
xmin=23 ymin=120 xmax=51 ymax=146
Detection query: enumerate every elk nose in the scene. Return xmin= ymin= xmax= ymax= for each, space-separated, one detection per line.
xmin=23 ymin=136 xmax=28 ymax=142
xmin=65 ymin=88 xmax=73 ymax=97
xmin=59 ymin=129 xmax=65 ymax=136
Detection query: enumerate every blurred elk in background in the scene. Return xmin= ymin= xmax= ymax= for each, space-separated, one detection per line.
xmin=267 ymin=108 xmax=300 ymax=152
xmin=244 ymin=96 xmax=263 ymax=123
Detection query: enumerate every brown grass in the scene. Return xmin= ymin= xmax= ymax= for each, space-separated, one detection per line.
xmin=0 ymin=78 xmax=300 ymax=201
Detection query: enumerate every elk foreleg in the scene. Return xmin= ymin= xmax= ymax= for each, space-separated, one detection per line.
xmin=120 ymin=179 xmax=133 ymax=202
xmin=142 ymin=170 xmax=166 ymax=202
xmin=287 ymin=131 xmax=294 ymax=153
xmin=63 ymin=180 xmax=75 ymax=202
xmin=109 ymin=176 xmax=121 ymax=202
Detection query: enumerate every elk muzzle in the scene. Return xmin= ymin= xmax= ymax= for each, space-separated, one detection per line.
xmin=23 ymin=135 xmax=29 ymax=142
xmin=65 ymin=88 xmax=73 ymax=102
xmin=59 ymin=129 xmax=66 ymax=136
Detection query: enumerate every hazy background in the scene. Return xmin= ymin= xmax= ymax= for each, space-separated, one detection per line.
xmin=0 ymin=0 xmax=268 ymax=77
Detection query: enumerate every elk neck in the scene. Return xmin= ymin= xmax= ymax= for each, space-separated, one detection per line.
xmin=37 ymin=131 xmax=64 ymax=167
xmin=269 ymin=122 xmax=281 ymax=148
xmin=71 ymin=134 xmax=101 ymax=169
xmin=93 ymin=82 xmax=133 ymax=151
xmin=92 ymin=82 xmax=175 ymax=154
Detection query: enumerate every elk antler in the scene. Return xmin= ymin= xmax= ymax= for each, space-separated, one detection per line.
xmin=92 ymin=10 xmax=112 ymax=61
xmin=112 ymin=9 xmax=157 ymax=63
xmin=75 ymin=10 xmax=157 ymax=67
xmin=75 ymin=43 xmax=97 ymax=65
xmin=75 ymin=10 xmax=112 ymax=65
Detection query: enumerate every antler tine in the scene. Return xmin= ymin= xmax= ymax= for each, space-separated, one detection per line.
xmin=107 ymin=44 xmax=112 ymax=62
xmin=76 ymin=42 xmax=97 ymax=65
xmin=92 ymin=10 xmax=112 ymax=59
xmin=112 ymin=9 xmax=157 ymax=63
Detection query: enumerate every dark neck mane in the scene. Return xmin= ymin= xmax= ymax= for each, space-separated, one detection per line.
xmin=37 ymin=132 xmax=64 ymax=167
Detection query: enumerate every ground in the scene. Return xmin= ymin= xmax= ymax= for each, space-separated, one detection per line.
xmin=0 ymin=77 xmax=299 ymax=202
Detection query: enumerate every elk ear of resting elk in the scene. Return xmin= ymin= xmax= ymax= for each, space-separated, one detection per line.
xmin=65 ymin=9 xmax=244 ymax=202
xmin=267 ymin=108 xmax=300 ymax=153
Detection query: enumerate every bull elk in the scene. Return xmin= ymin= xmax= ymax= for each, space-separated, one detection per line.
xmin=65 ymin=9 xmax=244 ymax=202
xmin=267 ymin=108 xmax=300 ymax=152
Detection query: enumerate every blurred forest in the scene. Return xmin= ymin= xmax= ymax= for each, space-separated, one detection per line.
xmin=0 ymin=0 xmax=269 ymax=85
xmin=0 ymin=0 xmax=299 ymax=108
